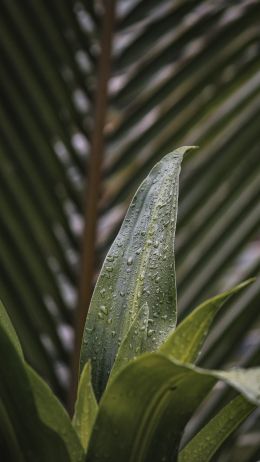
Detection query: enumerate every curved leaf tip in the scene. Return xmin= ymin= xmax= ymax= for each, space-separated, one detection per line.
xmin=174 ymin=145 xmax=199 ymax=158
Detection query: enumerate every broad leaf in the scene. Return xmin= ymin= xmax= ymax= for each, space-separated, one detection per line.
xmin=86 ymin=352 xmax=260 ymax=462
xmin=73 ymin=362 xmax=98 ymax=451
xmin=160 ymin=279 xmax=255 ymax=363
xmin=80 ymin=147 xmax=197 ymax=397
xmin=179 ymin=395 xmax=255 ymax=462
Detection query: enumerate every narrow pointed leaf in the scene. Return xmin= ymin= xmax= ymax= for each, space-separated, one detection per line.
xmin=73 ymin=362 xmax=98 ymax=451
xmin=160 ymin=279 xmax=255 ymax=363
xmin=179 ymin=395 xmax=255 ymax=462
xmin=80 ymin=146 xmax=197 ymax=398
xmin=86 ymin=352 xmax=260 ymax=462
xmin=109 ymin=302 xmax=149 ymax=380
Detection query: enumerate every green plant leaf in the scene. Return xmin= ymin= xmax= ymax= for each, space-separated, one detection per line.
xmin=160 ymin=278 xmax=255 ymax=363
xmin=0 ymin=300 xmax=83 ymax=461
xmin=80 ymin=146 xmax=197 ymax=398
xmin=27 ymin=366 xmax=84 ymax=461
xmin=179 ymin=395 xmax=255 ymax=462
xmin=86 ymin=353 xmax=260 ymax=462
xmin=109 ymin=302 xmax=149 ymax=381
xmin=73 ymin=362 xmax=98 ymax=451
xmin=0 ymin=299 xmax=23 ymax=358
xmin=0 ymin=326 xmax=70 ymax=462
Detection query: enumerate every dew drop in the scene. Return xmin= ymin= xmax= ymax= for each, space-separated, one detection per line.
xmin=127 ymin=256 xmax=133 ymax=266
xmin=100 ymin=305 xmax=108 ymax=315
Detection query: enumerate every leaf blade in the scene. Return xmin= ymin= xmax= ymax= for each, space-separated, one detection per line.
xmin=80 ymin=146 xmax=197 ymax=398
xmin=160 ymin=278 xmax=255 ymax=364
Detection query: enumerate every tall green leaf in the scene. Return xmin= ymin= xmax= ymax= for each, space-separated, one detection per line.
xmin=80 ymin=146 xmax=196 ymax=398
